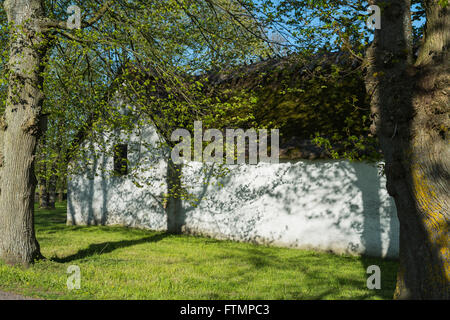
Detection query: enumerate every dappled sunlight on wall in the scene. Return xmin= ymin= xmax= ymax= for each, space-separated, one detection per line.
xmin=67 ymin=125 xmax=399 ymax=258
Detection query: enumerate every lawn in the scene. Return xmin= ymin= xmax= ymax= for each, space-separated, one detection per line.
xmin=0 ymin=203 xmax=398 ymax=300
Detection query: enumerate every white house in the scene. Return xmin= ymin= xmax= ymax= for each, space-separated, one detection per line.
xmin=67 ymin=123 xmax=399 ymax=258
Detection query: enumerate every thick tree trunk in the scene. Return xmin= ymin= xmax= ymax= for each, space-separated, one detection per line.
xmin=366 ymin=0 xmax=449 ymax=299
xmin=0 ymin=0 xmax=48 ymax=266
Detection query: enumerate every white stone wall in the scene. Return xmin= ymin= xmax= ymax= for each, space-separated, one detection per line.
xmin=67 ymin=126 xmax=399 ymax=258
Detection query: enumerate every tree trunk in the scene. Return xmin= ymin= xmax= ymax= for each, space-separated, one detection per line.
xmin=0 ymin=117 xmax=4 ymax=196
xmin=47 ymin=168 xmax=57 ymax=209
xmin=39 ymin=182 xmax=49 ymax=209
xmin=365 ymin=0 xmax=449 ymax=299
xmin=166 ymin=159 xmax=185 ymax=234
xmin=38 ymin=158 xmax=49 ymax=209
xmin=0 ymin=0 xmax=49 ymax=266
xmin=57 ymin=182 xmax=65 ymax=202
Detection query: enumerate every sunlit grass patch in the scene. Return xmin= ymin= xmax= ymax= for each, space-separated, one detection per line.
xmin=0 ymin=203 xmax=398 ymax=300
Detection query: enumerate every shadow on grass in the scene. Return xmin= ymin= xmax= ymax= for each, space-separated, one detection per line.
xmin=51 ymin=233 xmax=169 ymax=263
xmin=34 ymin=204 xmax=67 ymax=232
xmin=220 ymin=246 xmax=398 ymax=300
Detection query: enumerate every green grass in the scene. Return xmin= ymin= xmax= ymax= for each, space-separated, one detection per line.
xmin=0 ymin=203 xmax=398 ymax=300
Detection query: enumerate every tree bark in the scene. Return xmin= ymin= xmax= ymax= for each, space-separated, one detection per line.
xmin=365 ymin=0 xmax=449 ymax=299
xmin=0 ymin=0 xmax=49 ymax=266
xmin=0 ymin=116 xmax=4 ymax=196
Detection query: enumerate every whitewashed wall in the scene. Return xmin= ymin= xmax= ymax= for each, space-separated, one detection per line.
xmin=67 ymin=126 xmax=399 ymax=258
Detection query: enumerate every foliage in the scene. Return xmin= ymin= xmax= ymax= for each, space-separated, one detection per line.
xmin=202 ymin=52 xmax=381 ymax=161
xmin=0 ymin=0 xmax=273 ymax=199
xmin=3 ymin=0 xmax=426 ymax=201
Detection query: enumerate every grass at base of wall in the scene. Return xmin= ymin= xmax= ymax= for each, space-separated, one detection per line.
xmin=0 ymin=203 xmax=398 ymax=300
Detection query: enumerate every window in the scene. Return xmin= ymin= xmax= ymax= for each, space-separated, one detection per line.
xmin=113 ymin=144 xmax=128 ymax=176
